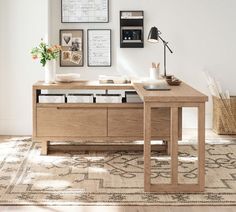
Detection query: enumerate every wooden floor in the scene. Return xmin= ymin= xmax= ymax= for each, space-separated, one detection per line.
xmin=0 ymin=130 xmax=235 ymax=212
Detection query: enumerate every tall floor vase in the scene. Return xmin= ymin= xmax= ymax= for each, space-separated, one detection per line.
xmin=44 ymin=60 xmax=56 ymax=84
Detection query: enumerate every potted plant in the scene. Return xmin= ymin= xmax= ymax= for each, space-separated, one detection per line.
xmin=31 ymin=40 xmax=61 ymax=84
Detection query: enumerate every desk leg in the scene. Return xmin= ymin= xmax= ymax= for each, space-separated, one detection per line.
xmin=144 ymin=103 xmax=205 ymax=192
xmin=144 ymin=103 xmax=151 ymax=192
xmin=41 ymin=141 xmax=49 ymax=155
xmin=170 ymin=107 xmax=179 ymax=185
xmin=198 ymin=103 xmax=205 ymax=191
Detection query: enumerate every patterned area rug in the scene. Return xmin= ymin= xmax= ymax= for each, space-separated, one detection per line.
xmin=0 ymin=137 xmax=235 ymax=206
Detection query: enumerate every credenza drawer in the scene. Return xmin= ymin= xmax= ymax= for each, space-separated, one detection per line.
xmin=108 ymin=108 xmax=143 ymax=137
xmin=36 ymin=107 xmax=107 ymax=137
xmin=107 ymin=108 xmax=170 ymax=137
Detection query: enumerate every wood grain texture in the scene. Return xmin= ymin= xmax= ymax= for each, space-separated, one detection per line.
xmin=107 ymin=108 xmax=170 ymax=137
xmin=178 ymin=108 xmax=183 ymax=140
xmin=37 ymin=107 xmax=107 ymax=137
xmin=143 ymin=102 xmax=207 ymax=193
xmin=170 ymin=107 xmax=179 ymax=185
xmin=33 ymin=81 xmax=134 ymax=90
xmin=41 ymin=140 xmax=49 ymax=155
xmin=37 ymin=103 xmax=143 ymax=109
xmin=198 ymin=103 xmax=205 ymax=191
xmin=133 ymin=82 xmax=208 ymax=103
xmin=32 ymin=89 xmax=41 ymax=139
xmin=144 ymin=103 xmax=151 ymax=192
xmin=33 ymin=136 xmax=171 ymax=142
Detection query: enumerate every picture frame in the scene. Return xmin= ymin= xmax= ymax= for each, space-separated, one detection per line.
xmin=61 ymin=0 xmax=109 ymax=23
xmin=60 ymin=29 xmax=84 ymax=67
xmin=87 ymin=29 xmax=112 ymax=67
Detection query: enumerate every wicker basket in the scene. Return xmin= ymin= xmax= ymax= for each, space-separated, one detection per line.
xmin=213 ymin=96 xmax=236 ymax=134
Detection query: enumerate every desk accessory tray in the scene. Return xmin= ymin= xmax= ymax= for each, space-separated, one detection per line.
xmin=166 ymin=77 xmax=182 ymax=86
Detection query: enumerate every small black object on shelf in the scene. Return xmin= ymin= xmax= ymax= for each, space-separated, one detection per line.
xmin=120 ymin=11 xmax=144 ymax=48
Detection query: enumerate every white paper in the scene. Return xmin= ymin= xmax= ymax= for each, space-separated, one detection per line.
xmin=62 ymin=0 xmax=108 ymax=22
xmin=88 ymin=30 xmax=111 ymax=66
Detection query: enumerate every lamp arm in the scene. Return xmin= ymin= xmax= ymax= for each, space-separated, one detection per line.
xmin=158 ymin=35 xmax=173 ymax=54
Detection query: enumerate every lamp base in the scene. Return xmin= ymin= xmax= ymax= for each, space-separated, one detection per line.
xmin=162 ymin=74 xmax=173 ymax=79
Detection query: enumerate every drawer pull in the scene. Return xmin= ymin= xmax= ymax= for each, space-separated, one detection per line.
xmin=56 ymin=107 xmax=104 ymax=110
xmin=56 ymin=107 xmax=78 ymax=110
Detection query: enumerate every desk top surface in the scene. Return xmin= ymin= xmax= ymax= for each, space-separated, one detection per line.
xmin=133 ymin=83 xmax=208 ymax=103
xmin=33 ymin=80 xmax=208 ymax=103
xmin=33 ymin=81 xmax=134 ymax=90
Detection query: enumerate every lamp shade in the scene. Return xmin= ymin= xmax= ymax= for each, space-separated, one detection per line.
xmin=148 ymin=26 xmax=158 ymax=43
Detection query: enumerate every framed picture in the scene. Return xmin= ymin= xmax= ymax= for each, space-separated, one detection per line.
xmin=60 ymin=29 xmax=84 ymax=67
xmin=61 ymin=0 xmax=109 ymax=23
xmin=87 ymin=29 xmax=111 ymax=67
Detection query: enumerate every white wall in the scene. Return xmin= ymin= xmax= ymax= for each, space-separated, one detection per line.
xmin=1 ymin=0 xmax=236 ymax=135
xmin=50 ymin=0 xmax=236 ymax=129
xmin=0 ymin=0 xmax=48 ymax=135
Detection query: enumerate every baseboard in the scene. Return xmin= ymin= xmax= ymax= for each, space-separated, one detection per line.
xmin=0 ymin=119 xmax=32 ymax=135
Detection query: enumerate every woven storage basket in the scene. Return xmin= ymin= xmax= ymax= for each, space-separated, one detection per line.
xmin=213 ymin=96 xmax=236 ymax=134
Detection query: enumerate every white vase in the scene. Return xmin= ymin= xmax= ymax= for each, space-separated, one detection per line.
xmin=44 ymin=60 xmax=56 ymax=84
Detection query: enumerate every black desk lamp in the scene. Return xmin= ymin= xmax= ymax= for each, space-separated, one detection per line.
xmin=148 ymin=27 xmax=173 ymax=78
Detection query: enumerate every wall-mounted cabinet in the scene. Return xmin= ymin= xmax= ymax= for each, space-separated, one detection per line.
xmin=120 ymin=11 xmax=144 ymax=48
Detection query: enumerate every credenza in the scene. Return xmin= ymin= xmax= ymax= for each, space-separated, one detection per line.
xmin=33 ymin=81 xmax=182 ymax=155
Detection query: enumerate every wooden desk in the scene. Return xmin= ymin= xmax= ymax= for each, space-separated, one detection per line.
xmin=133 ymin=82 xmax=208 ymax=193
xmin=33 ymin=80 xmax=208 ymax=193
xmin=33 ymin=81 xmax=181 ymax=154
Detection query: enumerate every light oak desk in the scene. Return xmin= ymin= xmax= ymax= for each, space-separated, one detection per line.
xmin=133 ymin=83 xmax=208 ymax=192
xmin=33 ymin=81 xmax=208 ymax=193
xmin=33 ymin=81 xmax=181 ymax=153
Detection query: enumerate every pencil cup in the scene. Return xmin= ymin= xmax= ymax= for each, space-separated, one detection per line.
xmin=150 ymin=68 xmax=159 ymax=80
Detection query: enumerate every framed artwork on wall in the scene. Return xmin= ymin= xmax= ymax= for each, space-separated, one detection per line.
xmin=61 ymin=0 xmax=109 ymax=23
xmin=87 ymin=29 xmax=111 ymax=67
xmin=60 ymin=29 xmax=84 ymax=67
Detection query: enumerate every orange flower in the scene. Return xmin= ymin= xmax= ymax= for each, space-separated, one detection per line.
xmin=32 ymin=55 xmax=38 ymax=60
xmin=47 ymin=48 xmax=53 ymax=53
xmin=53 ymin=45 xmax=62 ymax=51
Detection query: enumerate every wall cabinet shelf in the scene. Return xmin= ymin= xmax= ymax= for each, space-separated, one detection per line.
xmin=120 ymin=11 xmax=144 ymax=48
